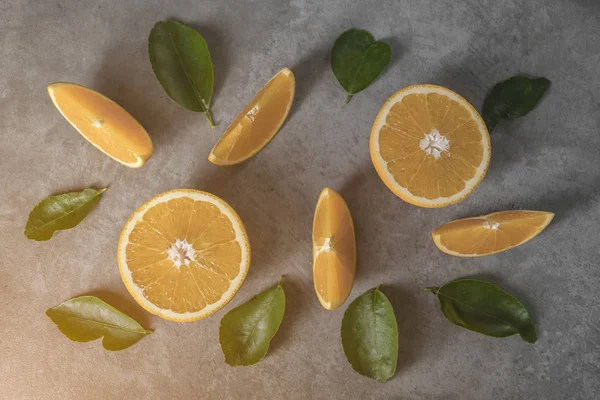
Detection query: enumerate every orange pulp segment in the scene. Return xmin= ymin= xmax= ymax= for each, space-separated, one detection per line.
xmin=48 ymin=82 xmax=153 ymax=168
xmin=432 ymin=210 xmax=554 ymax=257
xmin=209 ymin=68 xmax=295 ymax=165
xmin=370 ymin=84 xmax=491 ymax=208
xmin=117 ymin=189 xmax=250 ymax=322
xmin=312 ymin=188 xmax=356 ymax=310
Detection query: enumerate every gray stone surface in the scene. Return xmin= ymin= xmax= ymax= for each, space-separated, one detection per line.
xmin=2 ymin=0 xmax=599 ymax=399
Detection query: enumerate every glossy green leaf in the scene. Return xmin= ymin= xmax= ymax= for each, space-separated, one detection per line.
xmin=341 ymin=287 xmax=398 ymax=383
xmin=149 ymin=19 xmax=215 ymax=127
xmin=482 ymin=76 xmax=550 ymax=131
xmin=46 ymin=296 xmax=152 ymax=351
xmin=426 ymin=279 xmax=537 ymax=343
xmin=24 ymin=188 xmax=106 ymax=241
xmin=219 ymin=279 xmax=285 ymax=366
xmin=331 ymin=28 xmax=391 ymax=103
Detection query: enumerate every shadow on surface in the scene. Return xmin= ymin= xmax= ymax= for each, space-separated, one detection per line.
xmin=92 ymin=44 xmax=185 ymax=148
xmin=383 ymin=284 xmax=427 ymax=373
xmin=192 ymin=158 xmax=312 ymax=282
xmin=340 ymin=166 xmax=413 ymax=283
xmin=268 ymin=277 xmax=310 ymax=353
xmin=289 ymin=45 xmax=331 ymax=120
xmin=83 ymin=289 xmax=153 ymax=329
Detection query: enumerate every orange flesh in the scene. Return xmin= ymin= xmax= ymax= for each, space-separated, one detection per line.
xmin=48 ymin=83 xmax=152 ymax=166
xmin=433 ymin=211 xmax=554 ymax=256
xmin=312 ymin=189 xmax=356 ymax=310
xmin=210 ymin=68 xmax=294 ymax=162
xmin=379 ymin=92 xmax=484 ymax=200
xmin=125 ymin=198 xmax=241 ymax=314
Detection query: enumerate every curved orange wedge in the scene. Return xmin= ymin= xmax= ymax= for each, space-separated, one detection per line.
xmin=48 ymin=82 xmax=153 ymax=168
xmin=432 ymin=210 xmax=554 ymax=257
xmin=312 ymin=188 xmax=356 ymax=310
xmin=208 ymin=68 xmax=295 ymax=165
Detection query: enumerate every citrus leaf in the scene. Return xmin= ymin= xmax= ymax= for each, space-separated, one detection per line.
xmin=149 ymin=19 xmax=215 ymax=127
xmin=24 ymin=188 xmax=106 ymax=241
xmin=331 ymin=28 xmax=391 ymax=103
xmin=341 ymin=287 xmax=398 ymax=383
xmin=46 ymin=296 xmax=153 ymax=351
xmin=426 ymin=279 xmax=537 ymax=343
xmin=482 ymin=76 xmax=550 ymax=131
xmin=219 ymin=279 xmax=285 ymax=366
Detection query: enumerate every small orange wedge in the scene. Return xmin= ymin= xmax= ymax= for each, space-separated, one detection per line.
xmin=312 ymin=188 xmax=356 ymax=310
xmin=208 ymin=68 xmax=295 ymax=165
xmin=432 ymin=210 xmax=554 ymax=257
xmin=48 ymin=82 xmax=153 ymax=168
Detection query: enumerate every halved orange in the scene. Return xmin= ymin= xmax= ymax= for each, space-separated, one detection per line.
xmin=117 ymin=189 xmax=250 ymax=322
xmin=432 ymin=210 xmax=554 ymax=257
xmin=370 ymin=84 xmax=491 ymax=208
xmin=48 ymin=82 xmax=153 ymax=168
xmin=208 ymin=68 xmax=295 ymax=165
xmin=312 ymin=188 xmax=356 ymax=310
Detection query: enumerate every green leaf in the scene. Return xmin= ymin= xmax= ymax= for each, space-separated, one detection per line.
xmin=24 ymin=188 xmax=106 ymax=241
xmin=341 ymin=286 xmax=398 ymax=383
xmin=219 ymin=279 xmax=285 ymax=366
xmin=331 ymin=28 xmax=392 ymax=103
xmin=426 ymin=279 xmax=537 ymax=343
xmin=149 ymin=19 xmax=215 ymax=127
xmin=482 ymin=76 xmax=550 ymax=131
xmin=46 ymin=296 xmax=153 ymax=351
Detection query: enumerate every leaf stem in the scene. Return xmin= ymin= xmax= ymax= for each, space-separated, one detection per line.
xmin=424 ymin=287 xmax=439 ymax=294
xmin=204 ymin=110 xmax=215 ymax=128
xmin=278 ymin=275 xmax=284 ymax=286
xmin=345 ymin=93 xmax=353 ymax=104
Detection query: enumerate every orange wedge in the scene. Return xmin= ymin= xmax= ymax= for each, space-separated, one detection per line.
xmin=370 ymin=84 xmax=491 ymax=208
xmin=432 ymin=210 xmax=554 ymax=257
xmin=312 ymin=188 xmax=356 ymax=310
xmin=48 ymin=82 xmax=153 ymax=168
xmin=208 ymin=68 xmax=295 ymax=165
xmin=117 ymin=189 xmax=250 ymax=322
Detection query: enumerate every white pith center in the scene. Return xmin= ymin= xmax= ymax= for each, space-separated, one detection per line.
xmin=419 ymin=129 xmax=449 ymax=159
xmin=322 ymin=237 xmax=332 ymax=252
xmin=91 ymin=117 xmax=104 ymax=129
xmin=167 ymin=239 xmax=196 ymax=268
xmin=483 ymin=221 xmax=499 ymax=230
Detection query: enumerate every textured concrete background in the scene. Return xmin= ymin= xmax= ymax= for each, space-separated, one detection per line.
xmin=2 ymin=0 xmax=599 ymax=399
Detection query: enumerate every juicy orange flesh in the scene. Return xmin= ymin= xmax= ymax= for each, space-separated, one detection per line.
xmin=125 ymin=198 xmax=241 ymax=314
xmin=379 ymin=92 xmax=484 ymax=199
xmin=211 ymin=70 xmax=294 ymax=161
xmin=50 ymin=84 xmax=151 ymax=164
xmin=313 ymin=190 xmax=355 ymax=309
xmin=434 ymin=211 xmax=551 ymax=255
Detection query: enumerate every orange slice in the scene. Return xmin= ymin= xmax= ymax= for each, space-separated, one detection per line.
xmin=48 ymin=82 xmax=153 ymax=168
xmin=432 ymin=210 xmax=554 ymax=257
xmin=370 ymin=84 xmax=491 ymax=208
xmin=312 ymin=188 xmax=356 ymax=310
xmin=117 ymin=189 xmax=250 ymax=322
xmin=208 ymin=68 xmax=295 ymax=165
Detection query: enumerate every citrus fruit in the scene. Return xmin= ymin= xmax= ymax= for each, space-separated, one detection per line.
xmin=370 ymin=84 xmax=491 ymax=208
xmin=48 ymin=82 xmax=153 ymax=168
xmin=432 ymin=210 xmax=554 ymax=257
xmin=208 ymin=67 xmax=295 ymax=165
xmin=117 ymin=189 xmax=250 ymax=322
xmin=312 ymin=188 xmax=356 ymax=310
